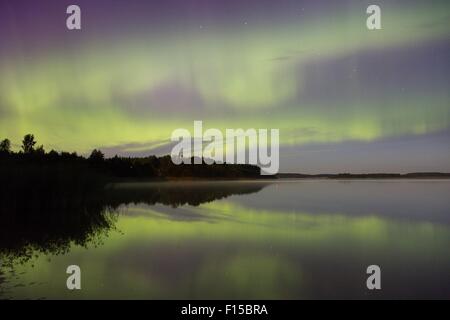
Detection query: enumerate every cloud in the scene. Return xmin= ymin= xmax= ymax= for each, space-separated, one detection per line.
xmin=279 ymin=129 xmax=450 ymax=173
xmin=99 ymin=139 xmax=175 ymax=157
xmin=116 ymin=80 xmax=206 ymax=117
xmin=297 ymin=39 xmax=450 ymax=105
xmin=268 ymin=56 xmax=293 ymax=62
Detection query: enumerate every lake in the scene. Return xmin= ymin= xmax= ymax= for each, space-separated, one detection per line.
xmin=1 ymin=179 xmax=450 ymax=299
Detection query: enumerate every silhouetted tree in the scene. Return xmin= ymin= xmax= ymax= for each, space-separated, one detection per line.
xmin=89 ymin=149 xmax=105 ymax=163
xmin=48 ymin=150 xmax=59 ymax=157
xmin=47 ymin=149 xmax=59 ymax=161
xmin=0 ymin=139 xmax=11 ymax=153
xmin=22 ymin=134 xmax=36 ymax=154
xmin=35 ymin=145 xmax=45 ymax=155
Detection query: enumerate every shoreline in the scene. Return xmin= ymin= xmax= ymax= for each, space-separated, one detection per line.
xmin=107 ymin=175 xmax=450 ymax=185
xmin=276 ymin=173 xmax=450 ymax=180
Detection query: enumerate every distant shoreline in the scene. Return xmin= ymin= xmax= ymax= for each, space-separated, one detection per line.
xmin=110 ymin=173 xmax=450 ymax=183
xmin=275 ymin=172 xmax=450 ymax=179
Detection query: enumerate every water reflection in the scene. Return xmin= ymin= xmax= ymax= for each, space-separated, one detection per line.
xmin=1 ymin=180 xmax=450 ymax=299
xmin=0 ymin=181 xmax=269 ymax=265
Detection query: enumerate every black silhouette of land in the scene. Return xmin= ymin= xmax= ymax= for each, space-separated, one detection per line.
xmin=276 ymin=172 xmax=450 ymax=179
xmin=0 ymin=134 xmax=261 ymax=181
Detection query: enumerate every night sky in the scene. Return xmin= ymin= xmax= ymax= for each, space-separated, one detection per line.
xmin=1 ymin=0 xmax=449 ymax=173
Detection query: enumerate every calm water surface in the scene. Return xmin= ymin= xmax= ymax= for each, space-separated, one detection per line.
xmin=1 ymin=180 xmax=450 ymax=299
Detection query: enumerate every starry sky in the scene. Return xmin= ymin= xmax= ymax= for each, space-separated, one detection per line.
xmin=0 ymin=0 xmax=449 ymax=173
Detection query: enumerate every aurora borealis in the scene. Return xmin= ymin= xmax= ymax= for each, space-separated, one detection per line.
xmin=1 ymin=0 xmax=449 ymax=172
xmin=5 ymin=180 xmax=450 ymax=299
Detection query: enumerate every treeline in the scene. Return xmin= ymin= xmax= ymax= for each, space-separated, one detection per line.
xmin=0 ymin=134 xmax=261 ymax=180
